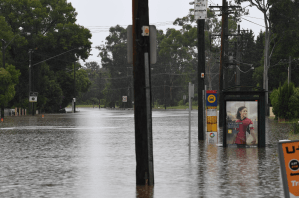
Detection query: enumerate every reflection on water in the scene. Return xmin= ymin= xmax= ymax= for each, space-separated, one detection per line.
xmin=0 ymin=109 xmax=289 ymax=197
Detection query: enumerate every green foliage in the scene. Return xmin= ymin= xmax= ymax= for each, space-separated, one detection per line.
xmin=270 ymin=88 xmax=279 ymax=119
xmin=294 ymin=123 xmax=299 ymax=134
xmin=0 ymin=0 xmax=92 ymax=111
xmin=89 ymin=97 xmax=99 ymax=105
xmin=252 ymin=66 xmax=264 ymax=87
xmin=34 ymin=63 xmax=63 ymax=112
xmin=270 ymin=81 xmax=298 ymax=120
xmin=100 ymin=99 xmax=106 ymax=107
xmin=270 ymin=0 xmax=299 ymax=58
xmin=288 ymin=88 xmax=299 ymax=119
xmin=178 ymin=100 xmax=185 ymax=106
xmin=0 ymin=64 xmax=21 ymax=106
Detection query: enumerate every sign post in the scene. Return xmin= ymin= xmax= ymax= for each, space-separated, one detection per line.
xmin=122 ymin=96 xmax=127 ymax=108
xmin=278 ymin=140 xmax=299 ymax=198
xmin=122 ymin=96 xmax=127 ymax=102
xmin=29 ymin=92 xmax=38 ymax=102
xmin=206 ymin=90 xmax=217 ymax=144
xmin=190 ymin=0 xmax=207 ymax=141
xmin=29 ymin=92 xmax=38 ymax=116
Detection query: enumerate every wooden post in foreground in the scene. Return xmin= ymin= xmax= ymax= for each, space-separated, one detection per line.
xmin=132 ymin=0 xmax=154 ymax=185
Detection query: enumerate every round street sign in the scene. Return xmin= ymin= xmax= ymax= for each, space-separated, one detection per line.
xmin=206 ymin=90 xmax=217 ymax=107
xmin=208 ymin=95 xmax=216 ymax=103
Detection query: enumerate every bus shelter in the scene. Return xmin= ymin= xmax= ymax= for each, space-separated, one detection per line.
xmin=222 ymin=86 xmax=266 ymax=148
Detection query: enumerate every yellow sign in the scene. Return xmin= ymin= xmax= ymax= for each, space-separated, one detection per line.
xmin=207 ymin=95 xmax=216 ymax=103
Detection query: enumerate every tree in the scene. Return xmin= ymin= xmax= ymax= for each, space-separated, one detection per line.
xmin=85 ymin=61 xmax=100 ymax=72
xmin=275 ymin=81 xmax=295 ymax=120
xmin=0 ymin=0 xmax=92 ymax=111
xmin=235 ymin=0 xmax=293 ymax=112
xmin=269 ymin=0 xmax=299 ymax=88
xmin=238 ymin=30 xmax=261 ymax=87
xmin=250 ymin=0 xmax=299 ymax=95
xmin=270 ymin=0 xmax=299 ymax=58
xmin=78 ymin=63 xmax=109 ymax=106
xmin=55 ymin=62 xmax=91 ymax=109
xmin=0 ymin=65 xmax=21 ymax=107
xmin=96 ymin=25 xmax=133 ymax=108
xmin=0 ymin=16 xmax=24 ymax=111
xmin=96 ymin=9 xmax=238 ymax=108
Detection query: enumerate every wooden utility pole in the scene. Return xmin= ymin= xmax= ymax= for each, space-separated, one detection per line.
xmin=99 ymin=72 xmax=101 ymax=108
xmin=132 ymin=0 xmax=154 ymax=185
xmin=218 ymin=0 xmax=227 ymax=128
xmin=1 ymin=40 xmax=6 ymax=119
xmin=73 ymin=63 xmax=76 ymax=113
xmin=288 ymin=56 xmax=291 ymax=84
xmin=198 ymin=19 xmax=205 ymax=140
xmin=236 ymin=25 xmax=241 ymax=87
xmin=210 ymin=0 xmax=241 ymax=127
xmin=29 ymin=49 xmax=34 ymax=116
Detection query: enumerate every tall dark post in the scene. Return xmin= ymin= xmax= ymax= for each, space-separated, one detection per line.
xmin=198 ymin=19 xmax=205 ymax=140
xmin=132 ymin=0 xmax=154 ymax=185
xmin=236 ymin=25 xmax=240 ymax=87
xmin=223 ymin=1 xmax=229 ymax=90
xmin=28 ymin=49 xmax=34 ymax=116
xmin=1 ymin=40 xmax=6 ymax=119
xmin=99 ymin=72 xmax=101 ymax=108
xmin=164 ymin=80 xmax=166 ymax=110
xmin=288 ymin=56 xmax=291 ymax=84
xmin=74 ymin=63 xmax=76 ymax=113
xmin=219 ymin=0 xmax=227 ymax=128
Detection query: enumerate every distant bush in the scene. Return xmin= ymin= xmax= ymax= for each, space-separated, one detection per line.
xmin=270 ymin=81 xmax=299 ymax=119
xmin=100 ymin=99 xmax=106 ymax=107
xmin=178 ymin=100 xmax=185 ymax=106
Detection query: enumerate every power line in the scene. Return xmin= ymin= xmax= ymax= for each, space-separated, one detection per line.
xmin=236 ymin=65 xmax=253 ymax=73
xmin=86 ymin=21 xmax=177 ymax=33
xmin=241 ymin=17 xmax=266 ymax=28
xmin=32 ymin=47 xmax=81 ymax=67
xmin=243 ymin=15 xmax=264 ymax=20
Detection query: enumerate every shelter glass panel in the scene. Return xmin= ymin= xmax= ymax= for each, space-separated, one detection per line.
xmin=226 ymin=101 xmax=258 ymax=147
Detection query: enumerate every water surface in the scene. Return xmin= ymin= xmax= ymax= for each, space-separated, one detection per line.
xmin=0 ymin=108 xmax=290 ymax=197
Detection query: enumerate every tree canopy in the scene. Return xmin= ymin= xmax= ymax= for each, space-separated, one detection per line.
xmin=0 ymin=0 xmax=92 ymax=112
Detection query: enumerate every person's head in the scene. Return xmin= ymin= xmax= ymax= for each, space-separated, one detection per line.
xmin=236 ymin=106 xmax=247 ymax=120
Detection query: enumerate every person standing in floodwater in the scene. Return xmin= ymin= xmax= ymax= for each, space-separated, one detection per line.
xmin=233 ymin=106 xmax=257 ymax=145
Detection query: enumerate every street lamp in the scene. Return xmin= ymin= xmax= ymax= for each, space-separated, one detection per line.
xmin=1 ymin=32 xmax=30 ymax=119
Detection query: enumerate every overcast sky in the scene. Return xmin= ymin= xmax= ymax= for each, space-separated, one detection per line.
xmin=67 ymin=0 xmax=266 ymax=66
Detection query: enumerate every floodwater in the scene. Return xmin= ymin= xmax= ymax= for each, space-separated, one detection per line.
xmin=0 ymin=108 xmax=291 ymax=197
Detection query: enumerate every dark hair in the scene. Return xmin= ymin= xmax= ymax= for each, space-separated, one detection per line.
xmin=236 ymin=106 xmax=247 ymax=120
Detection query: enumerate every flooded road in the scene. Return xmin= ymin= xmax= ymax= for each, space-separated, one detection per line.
xmin=0 ymin=108 xmax=290 ymax=197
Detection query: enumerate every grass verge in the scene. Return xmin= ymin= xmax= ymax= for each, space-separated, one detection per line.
xmin=288 ymin=130 xmax=299 ymax=140
xmin=67 ymin=105 xmax=104 ymax=108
